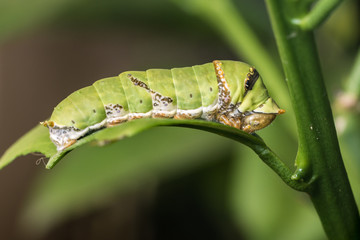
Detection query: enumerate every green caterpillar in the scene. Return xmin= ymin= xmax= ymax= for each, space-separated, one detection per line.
xmin=42 ymin=60 xmax=285 ymax=151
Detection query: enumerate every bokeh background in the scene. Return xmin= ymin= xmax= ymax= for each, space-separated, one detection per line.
xmin=0 ymin=0 xmax=359 ymax=239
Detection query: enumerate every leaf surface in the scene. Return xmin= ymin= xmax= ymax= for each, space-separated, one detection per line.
xmin=0 ymin=118 xmax=265 ymax=170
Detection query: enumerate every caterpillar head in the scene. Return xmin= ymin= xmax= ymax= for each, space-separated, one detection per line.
xmin=238 ymin=67 xmax=285 ymax=132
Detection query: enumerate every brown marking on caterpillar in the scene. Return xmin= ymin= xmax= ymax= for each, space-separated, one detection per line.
xmin=63 ymin=139 xmax=77 ymax=149
xmin=152 ymin=112 xmax=172 ymax=118
xmin=212 ymin=60 xmax=243 ymax=129
xmin=174 ymin=112 xmax=198 ymax=120
xmin=229 ymin=117 xmax=241 ymax=129
xmin=217 ymin=115 xmax=241 ymax=129
xmin=213 ymin=60 xmax=231 ymax=112
xmin=218 ymin=115 xmax=232 ymax=126
xmin=153 ymin=92 xmax=173 ymax=108
xmin=127 ymin=74 xmax=175 ymax=118
xmin=105 ymin=104 xmax=124 ymax=117
xmin=128 ymin=74 xmax=151 ymax=91
xmin=106 ymin=119 xmax=127 ymax=127
xmin=128 ymin=115 xmax=146 ymax=121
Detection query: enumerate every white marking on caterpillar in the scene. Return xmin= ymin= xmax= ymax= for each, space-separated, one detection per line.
xmin=46 ymin=119 xmax=107 ymax=151
xmin=174 ymin=106 xmax=203 ymax=120
xmin=201 ymin=98 xmax=219 ymax=120
xmin=105 ymin=103 xmax=129 ymax=124
xmin=128 ymin=111 xmax=153 ymax=120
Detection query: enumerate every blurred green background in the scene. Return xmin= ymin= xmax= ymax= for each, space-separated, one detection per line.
xmin=0 ymin=0 xmax=359 ymax=239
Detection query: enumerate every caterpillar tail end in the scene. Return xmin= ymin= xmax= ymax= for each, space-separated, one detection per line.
xmin=40 ymin=120 xmax=54 ymax=128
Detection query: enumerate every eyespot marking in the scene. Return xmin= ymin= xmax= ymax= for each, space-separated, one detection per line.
xmin=244 ymin=67 xmax=259 ymax=91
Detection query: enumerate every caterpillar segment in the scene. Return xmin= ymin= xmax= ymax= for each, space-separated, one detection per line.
xmin=41 ymin=60 xmax=285 ymax=151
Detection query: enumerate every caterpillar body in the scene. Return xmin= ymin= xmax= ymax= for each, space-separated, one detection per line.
xmin=42 ymin=60 xmax=285 ymax=151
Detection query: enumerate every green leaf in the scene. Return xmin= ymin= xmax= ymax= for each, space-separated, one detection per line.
xmin=0 ymin=124 xmax=56 ymax=169
xmin=20 ymin=127 xmax=235 ymax=237
xmin=0 ymin=118 xmax=264 ymax=170
xmin=1 ymin=116 xmax=308 ymax=190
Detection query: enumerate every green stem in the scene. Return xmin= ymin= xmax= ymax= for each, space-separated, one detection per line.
xmin=265 ymin=0 xmax=360 ymax=239
xmin=296 ymin=0 xmax=344 ymax=31
xmin=250 ymin=142 xmax=308 ymax=191
xmin=180 ymin=122 xmax=308 ymax=191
